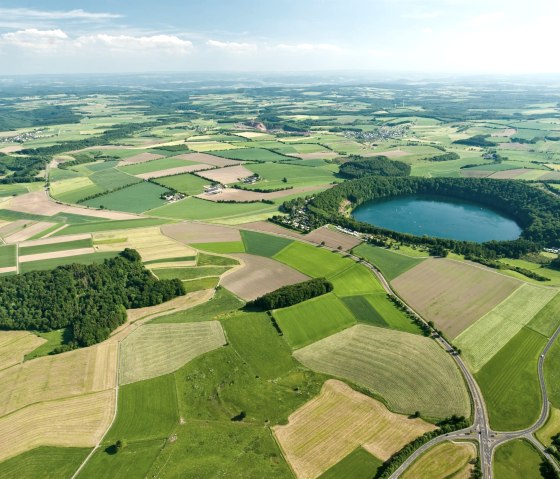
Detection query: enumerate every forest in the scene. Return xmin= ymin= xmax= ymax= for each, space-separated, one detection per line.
xmin=338 ymin=156 xmax=411 ymax=179
xmin=248 ymin=278 xmax=333 ymax=310
xmin=0 ymin=249 xmax=184 ymax=348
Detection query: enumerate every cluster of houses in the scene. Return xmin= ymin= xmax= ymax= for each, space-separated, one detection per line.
xmin=161 ymin=192 xmax=186 ymax=202
xmin=544 ymin=247 xmax=560 ymax=254
xmin=334 ymin=225 xmax=361 ymax=238
xmin=203 ymin=184 xmax=224 ymax=195
xmin=240 ymin=174 xmax=260 ymax=184
xmin=1 ymin=129 xmax=48 ymax=144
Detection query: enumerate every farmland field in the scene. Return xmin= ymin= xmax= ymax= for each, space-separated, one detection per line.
xmin=319 ymin=448 xmax=383 ymax=479
xmin=50 ymin=218 xmax=170 ymax=236
xmin=273 ymin=380 xmax=435 ymax=479
xmin=273 ymin=293 xmax=356 ymax=349
xmin=118 ymin=322 xmax=226 ymax=384
xmin=536 ymin=407 xmax=560 ymax=447
xmin=90 ymin=168 xmax=140 ymax=190
xmin=294 ymin=324 xmax=470 ymax=418
xmin=190 ymin=241 xmax=245 ymax=253
xmin=401 ymin=441 xmax=476 ymax=479
xmin=544 ymin=334 xmax=560 ymax=408
xmin=0 ymin=447 xmax=90 ymax=479
xmin=210 ymin=147 xmax=289 ymax=162
xmin=18 ymin=251 xmax=119 ymax=273
xmin=118 ymin=156 xmax=197 ymax=175
xmin=0 ymin=331 xmax=46 ymax=370
xmin=183 ymin=276 xmax=220 ymax=292
xmin=19 ymin=237 xmax=92 ymax=256
xmin=240 ymin=229 xmax=292 ymax=257
xmin=352 ymin=244 xmax=425 ymax=281
xmin=456 ymin=284 xmax=556 ymax=372
xmin=0 ymin=245 xmax=16 ymax=268
xmin=476 ymin=327 xmax=545 ymax=430
xmin=392 ymin=259 xmax=522 ymax=340
xmin=82 ymin=181 xmax=169 ymax=213
xmin=274 ymin=241 xmax=351 ymax=278
xmin=151 ymin=266 xmax=230 ymax=280
xmin=327 ymin=263 xmax=383 ymax=296
xmin=493 ymin=439 xmax=544 ymax=479
xmin=151 ymin=172 xmax=209 ymax=195
xmin=527 ymin=292 xmax=560 ymax=337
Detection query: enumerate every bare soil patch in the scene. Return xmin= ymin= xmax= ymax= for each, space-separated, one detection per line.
xmin=391 ymin=258 xmax=521 ymax=339
xmin=221 ymin=253 xmax=309 ymax=301
xmin=173 ymin=153 xmax=242 ymax=167
xmin=162 ymin=222 xmax=241 ymax=243
xmin=363 ymin=149 xmax=410 ymax=158
xmin=491 ymin=128 xmax=517 ymax=137
xmin=136 ymin=164 xmax=212 ymax=179
xmin=238 ymin=221 xmax=304 ymax=238
xmin=488 ymin=169 xmax=532 ymax=179
xmin=305 ymin=226 xmax=362 ymax=251
xmin=4 ymin=221 xmax=56 ymax=244
xmin=20 ymin=233 xmax=90 ymax=248
xmin=196 ymin=165 xmax=255 ymax=185
xmin=273 ymin=379 xmax=435 ymax=479
xmin=18 ymin=247 xmax=95 ymax=263
xmin=460 ymin=169 xmax=493 ymax=178
xmin=117 ymin=152 xmax=164 ymax=166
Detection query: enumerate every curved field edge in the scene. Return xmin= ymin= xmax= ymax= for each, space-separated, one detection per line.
xmin=294 ymin=324 xmax=471 ymax=419
xmin=493 ymin=439 xmax=545 ymax=479
xmin=401 ymin=440 xmax=477 ymax=479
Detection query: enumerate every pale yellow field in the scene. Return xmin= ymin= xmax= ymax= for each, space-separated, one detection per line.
xmin=0 ymin=342 xmax=117 ymax=416
xmin=536 ymin=406 xmax=560 ymax=446
xmin=119 ymin=321 xmax=226 ymax=385
xmin=94 ymin=226 xmax=196 ymax=262
xmin=0 ymin=390 xmax=115 ymax=462
xmin=50 ymin=176 xmax=96 ymax=196
xmin=0 ymin=331 xmax=46 ymax=371
xmin=273 ymin=380 xmax=435 ymax=479
xmin=402 ymin=441 xmax=476 ymax=479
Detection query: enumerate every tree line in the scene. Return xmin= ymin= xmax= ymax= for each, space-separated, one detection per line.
xmin=0 ymin=249 xmax=184 ymax=349
xmin=247 ymin=278 xmax=333 ymax=310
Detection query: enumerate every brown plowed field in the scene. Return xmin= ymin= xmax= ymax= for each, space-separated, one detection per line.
xmin=305 ymin=226 xmax=362 ymax=250
xmin=161 ymin=222 xmax=241 ymax=243
xmin=173 ymin=153 xmax=242 ymax=167
xmin=391 ymin=258 xmax=521 ymax=339
xmin=196 ymin=165 xmax=254 ymax=184
xmin=117 ymin=152 xmax=164 ymax=166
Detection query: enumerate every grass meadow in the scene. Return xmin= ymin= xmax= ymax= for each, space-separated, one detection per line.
xmin=493 ymin=439 xmax=544 ymax=479
xmin=82 ymin=182 xmax=169 ymax=213
xmin=352 ymin=244 xmax=425 ymax=281
xmin=0 ymin=447 xmax=90 ymax=479
xmin=240 ymin=229 xmax=292 ymax=257
xmin=274 ymin=242 xmax=350 ymax=278
xmin=319 ymin=448 xmax=383 ymax=479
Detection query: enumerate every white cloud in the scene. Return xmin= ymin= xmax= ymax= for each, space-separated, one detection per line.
xmin=76 ymin=34 xmax=193 ymax=53
xmin=206 ymin=40 xmax=257 ymax=53
xmin=274 ymin=43 xmax=344 ymax=53
xmin=0 ymin=8 xmax=121 ymax=21
xmin=0 ymin=29 xmax=69 ymax=49
xmin=404 ymin=11 xmax=442 ymax=19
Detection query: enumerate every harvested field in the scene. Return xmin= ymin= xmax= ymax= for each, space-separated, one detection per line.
xmin=0 ymin=390 xmax=115 ymax=463
xmin=0 ymin=342 xmax=117 ymax=417
xmin=488 ymin=169 xmax=533 ymax=179
xmin=221 ymin=253 xmax=309 ymax=301
xmin=536 ymin=407 xmax=560 ymax=446
xmin=6 ymin=191 xmax=139 ymax=220
xmin=239 ymin=220 xmax=304 ymax=239
xmin=0 ymin=332 xmax=46 ymax=371
xmin=362 ymin=149 xmax=410 ymax=158
xmin=391 ymin=259 xmax=521 ymax=339
xmin=460 ymin=169 xmax=493 ymax=178
xmin=161 ymin=222 xmax=241 ymax=243
xmin=18 ymin=247 xmax=95 ymax=264
xmin=294 ymin=324 xmax=470 ymax=418
xmin=4 ymin=221 xmax=56 ymax=243
xmin=117 ymin=152 xmax=163 ymax=166
xmin=20 ymin=233 xmax=91 ymax=248
xmin=196 ymin=164 xmax=255 ymax=184
xmin=456 ymin=284 xmax=557 ymax=372
xmin=173 ymin=152 xmax=242 ymax=167
xmin=196 ymin=184 xmax=325 ymax=202
xmin=402 ymin=441 xmax=476 ymax=479
xmin=135 ymin=164 xmax=211 ymax=179
xmin=119 ymin=322 xmax=226 ymax=385
xmin=273 ymin=380 xmax=435 ymax=479
xmin=289 ymin=151 xmax=338 ymax=160
xmin=305 ymin=226 xmax=362 ymax=251
xmin=19 ymin=237 xmax=92 ymax=256
xmin=94 ymin=226 xmax=195 ymax=262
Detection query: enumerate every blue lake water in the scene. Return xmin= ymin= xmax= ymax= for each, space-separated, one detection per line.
xmin=352 ymin=194 xmax=522 ymax=243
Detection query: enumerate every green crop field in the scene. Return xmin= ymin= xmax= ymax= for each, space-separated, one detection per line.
xmin=19 ymin=238 xmax=92 ymax=256
xmin=328 ymin=263 xmax=383 ymax=296
xmin=274 ymin=242 xmax=351 ymax=278
xmin=190 ymin=241 xmax=245 ymax=253
xmin=223 ymin=312 xmax=297 ymax=379
xmin=183 ymin=276 xmax=219 ymax=292
xmin=0 ymin=447 xmax=90 ymax=479
xmin=143 ymin=255 xmax=196 ymax=265
xmin=51 ymin=218 xmax=170 ymax=236
xmin=352 ymin=244 xmax=425 ymax=281
xmin=105 ymin=374 xmax=179 ymax=442
xmin=210 ymin=147 xmax=289 ymax=162
xmin=494 ymin=439 xmax=544 ymax=479
xmin=151 ymin=287 xmax=244 ymax=324
xmin=240 ymin=229 xmax=292 ymax=257
xmin=24 ymin=329 xmax=67 ymax=360
xmin=148 ymin=196 xmax=278 ymax=221
xmin=197 ymin=252 xmax=239 ymax=266
xmin=294 ymin=324 xmax=471 ymax=419
xmin=342 ymin=293 xmax=423 ymax=334
xmin=151 ymin=266 xmax=230 ymax=280
xmin=476 ymin=327 xmax=546 ymax=431
xmin=82 ymin=182 xmax=169 ymax=213
xmin=244 ymin=162 xmax=337 ymax=189
xmin=0 ymin=245 xmax=16 ymax=268
xmin=19 ymin=251 xmax=120 ymax=273
xmin=319 ymin=448 xmax=383 ymax=479
xmin=89 ymin=168 xmax=141 ymax=190
xmin=456 ymin=285 xmax=556 ymax=372
xmin=527 ymin=292 xmax=560 ymax=337
xmin=273 ymin=293 xmax=356 ymax=349
xmin=545 ymin=334 xmax=560 ymax=408
xmin=118 ymin=157 xmax=197 ymax=175
xmin=78 ymin=439 xmax=164 ymax=479
xmin=152 ymin=173 xmax=208 ymax=195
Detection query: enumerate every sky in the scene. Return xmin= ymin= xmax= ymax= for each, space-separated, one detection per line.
xmin=0 ymin=0 xmax=559 ymax=76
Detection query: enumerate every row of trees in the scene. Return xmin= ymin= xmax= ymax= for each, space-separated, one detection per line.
xmin=0 ymin=249 xmax=184 ymax=348
xmin=281 ymin=176 xmax=560 ymax=258
xmin=248 ymin=278 xmax=333 ymax=310
xmin=338 ymin=156 xmax=411 ymax=179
